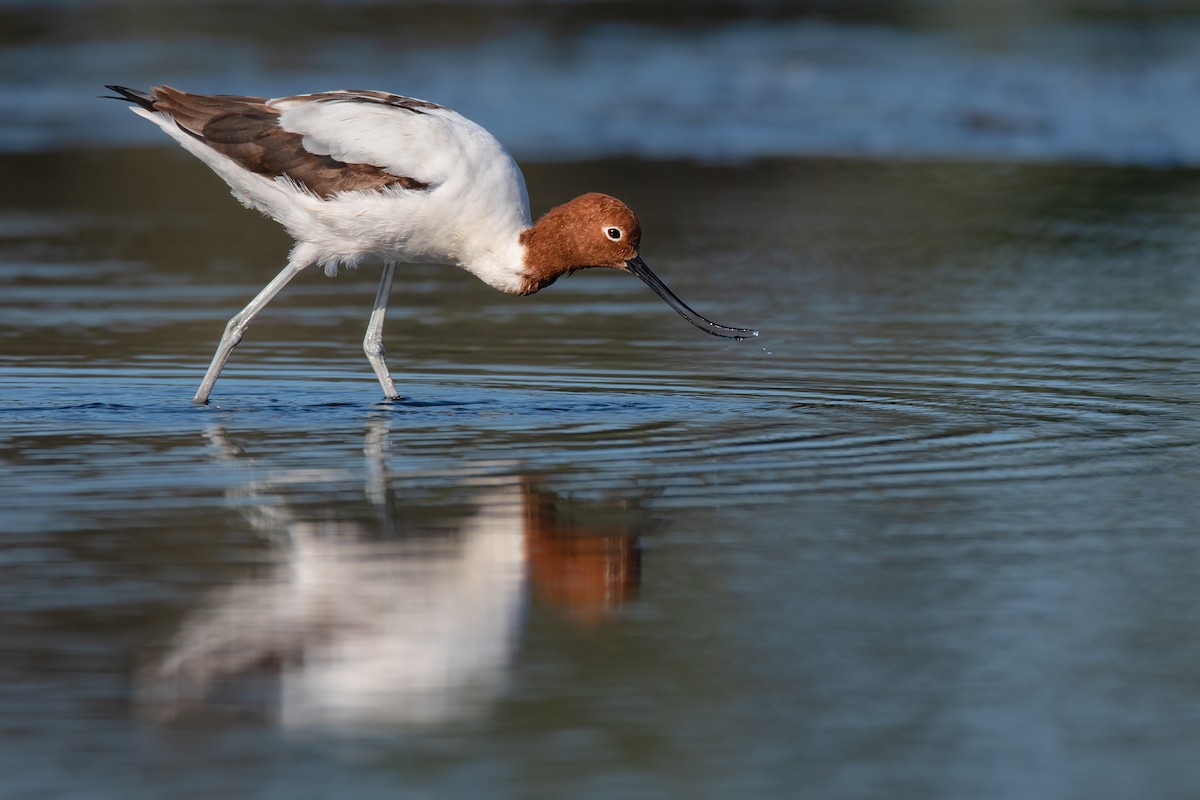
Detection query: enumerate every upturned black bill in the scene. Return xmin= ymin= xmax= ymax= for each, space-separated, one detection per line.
xmin=625 ymin=256 xmax=759 ymax=340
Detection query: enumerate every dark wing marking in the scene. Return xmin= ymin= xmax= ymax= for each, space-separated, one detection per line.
xmin=297 ymin=89 xmax=444 ymax=114
xmin=119 ymin=85 xmax=430 ymax=199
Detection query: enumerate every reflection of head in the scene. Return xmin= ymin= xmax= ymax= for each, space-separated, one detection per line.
xmin=523 ymin=485 xmax=642 ymax=624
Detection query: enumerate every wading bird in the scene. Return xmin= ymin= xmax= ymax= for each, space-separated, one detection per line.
xmin=106 ymin=85 xmax=757 ymax=404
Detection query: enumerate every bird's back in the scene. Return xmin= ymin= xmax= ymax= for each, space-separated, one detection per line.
xmin=119 ymin=86 xmax=533 ymax=287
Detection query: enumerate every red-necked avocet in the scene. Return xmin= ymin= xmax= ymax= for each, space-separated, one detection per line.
xmin=105 ymin=85 xmax=758 ymax=404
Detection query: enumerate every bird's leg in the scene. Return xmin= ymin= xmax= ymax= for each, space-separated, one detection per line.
xmin=363 ymin=261 xmax=402 ymax=400
xmin=193 ymin=247 xmax=314 ymax=405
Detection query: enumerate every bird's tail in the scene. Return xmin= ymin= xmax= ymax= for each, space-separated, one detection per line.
xmin=102 ymin=85 xmax=157 ymax=112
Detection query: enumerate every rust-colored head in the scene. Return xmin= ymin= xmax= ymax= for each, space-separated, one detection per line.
xmin=518 ymin=192 xmax=758 ymax=340
xmin=518 ymin=192 xmax=642 ymax=293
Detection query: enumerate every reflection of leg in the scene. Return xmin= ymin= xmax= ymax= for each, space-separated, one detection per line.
xmin=201 ymin=424 xmax=241 ymax=460
xmin=193 ymin=244 xmax=316 ymax=404
xmin=363 ymin=417 xmax=392 ymax=509
xmin=364 ymin=262 xmax=401 ymax=400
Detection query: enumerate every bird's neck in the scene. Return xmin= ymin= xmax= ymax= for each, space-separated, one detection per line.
xmin=515 ymin=205 xmax=593 ymax=295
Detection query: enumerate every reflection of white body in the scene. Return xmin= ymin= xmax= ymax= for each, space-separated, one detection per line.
xmin=142 ymin=423 xmax=639 ymax=731
xmin=280 ymin=502 xmax=525 ymax=730
xmin=144 ymin=486 xmax=526 ymax=731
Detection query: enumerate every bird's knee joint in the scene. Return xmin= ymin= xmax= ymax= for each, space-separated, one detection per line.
xmin=363 ymin=336 xmax=385 ymax=359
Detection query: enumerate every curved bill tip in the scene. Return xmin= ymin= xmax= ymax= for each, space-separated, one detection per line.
xmin=625 ymin=256 xmax=759 ymax=340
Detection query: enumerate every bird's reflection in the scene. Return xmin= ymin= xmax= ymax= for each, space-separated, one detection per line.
xmin=139 ymin=420 xmax=641 ymax=731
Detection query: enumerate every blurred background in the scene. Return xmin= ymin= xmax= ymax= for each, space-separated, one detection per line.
xmin=4 ymin=0 xmax=1200 ymax=163
xmin=3 ymin=2 xmax=1200 ymax=799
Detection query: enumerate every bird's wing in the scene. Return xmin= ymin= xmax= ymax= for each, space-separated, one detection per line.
xmin=143 ymin=86 xmax=433 ymax=199
xmin=270 ymin=90 xmax=496 ymax=195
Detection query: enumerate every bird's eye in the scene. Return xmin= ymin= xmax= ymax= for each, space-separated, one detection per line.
xmin=605 ymin=227 xmax=623 ymax=241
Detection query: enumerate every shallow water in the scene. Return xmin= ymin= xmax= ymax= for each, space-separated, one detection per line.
xmin=3 ymin=147 xmax=1200 ymax=797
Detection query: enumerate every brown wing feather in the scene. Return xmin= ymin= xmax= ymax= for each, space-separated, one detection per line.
xmin=148 ymin=85 xmax=429 ymax=199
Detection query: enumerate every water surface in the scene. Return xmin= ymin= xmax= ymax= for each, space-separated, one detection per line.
xmin=5 ymin=4 xmax=1200 ymax=797
xmin=3 ymin=148 xmax=1200 ymax=797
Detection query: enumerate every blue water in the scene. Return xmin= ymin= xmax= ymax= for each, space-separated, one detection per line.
xmin=4 ymin=4 xmax=1200 ymax=798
